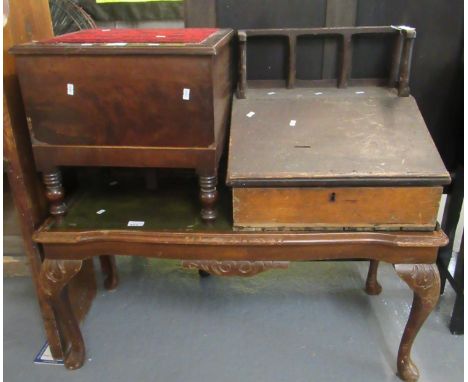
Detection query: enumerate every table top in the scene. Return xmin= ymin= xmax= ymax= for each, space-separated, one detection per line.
xmin=227 ymin=87 xmax=450 ymax=187
xmin=32 ymin=177 xmax=447 ymax=253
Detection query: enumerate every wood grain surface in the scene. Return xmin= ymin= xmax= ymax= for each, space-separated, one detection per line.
xmin=232 ymin=186 xmax=442 ymax=230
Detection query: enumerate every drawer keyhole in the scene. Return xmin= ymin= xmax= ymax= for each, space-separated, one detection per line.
xmin=329 ymin=192 xmax=336 ymax=202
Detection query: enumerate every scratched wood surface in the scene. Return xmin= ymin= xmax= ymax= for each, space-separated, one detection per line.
xmin=227 ymin=87 xmax=450 ymax=187
xmin=232 ymin=186 xmax=442 ymax=230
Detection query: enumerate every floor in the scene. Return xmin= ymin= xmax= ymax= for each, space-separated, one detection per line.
xmin=4 ymin=259 xmax=463 ymax=382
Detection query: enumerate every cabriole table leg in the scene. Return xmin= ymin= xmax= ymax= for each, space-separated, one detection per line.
xmin=394 ymin=263 xmax=440 ymax=382
xmin=99 ymin=255 xmax=119 ymax=290
xmin=365 ymin=260 xmax=382 ymax=295
xmin=39 ymin=259 xmax=85 ymax=370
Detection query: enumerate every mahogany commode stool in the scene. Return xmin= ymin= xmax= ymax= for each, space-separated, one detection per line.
xmin=10 ymin=28 xmax=234 ymax=221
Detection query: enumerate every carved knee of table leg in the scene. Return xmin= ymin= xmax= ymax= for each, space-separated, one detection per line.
xmin=39 ymin=259 xmax=84 ymax=370
xmin=99 ymin=255 xmax=119 ymax=290
xmin=199 ymin=174 xmax=218 ymax=222
xmin=394 ymin=264 xmax=440 ymax=382
xmin=43 ymin=168 xmax=67 ymax=217
xmin=365 ymin=260 xmax=382 ymax=295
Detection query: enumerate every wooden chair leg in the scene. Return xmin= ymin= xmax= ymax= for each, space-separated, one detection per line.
xmin=365 ymin=260 xmax=382 ymax=295
xmin=394 ymin=264 xmax=440 ymax=382
xmin=99 ymin=255 xmax=119 ymax=290
xmin=39 ymin=259 xmax=85 ymax=370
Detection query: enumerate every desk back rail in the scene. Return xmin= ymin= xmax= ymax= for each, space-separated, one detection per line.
xmin=236 ymin=25 xmax=416 ymax=98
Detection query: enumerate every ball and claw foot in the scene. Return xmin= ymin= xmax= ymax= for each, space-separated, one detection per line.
xmin=398 ymin=358 xmax=419 ymax=382
xmin=64 ymin=347 xmax=86 ymax=370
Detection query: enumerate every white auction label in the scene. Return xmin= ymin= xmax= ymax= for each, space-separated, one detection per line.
xmin=183 ymin=88 xmax=191 ymax=100
xmin=246 ymin=111 xmax=255 ymax=118
xmin=96 ymin=209 xmax=106 ymax=215
xmin=128 ymin=221 xmax=145 ymax=227
xmin=289 ymin=120 xmax=297 ymax=127
xmin=67 ymin=83 xmax=74 ymax=96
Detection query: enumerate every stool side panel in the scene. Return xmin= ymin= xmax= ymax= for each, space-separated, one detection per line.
xmin=16 ymin=54 xmax=215 ymax=148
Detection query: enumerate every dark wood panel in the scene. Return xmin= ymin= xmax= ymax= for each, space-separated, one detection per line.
xmin=16 ymin=55 xmax=214 ymax=147
xmin=33 ymin=144 xmax=216 ymax=172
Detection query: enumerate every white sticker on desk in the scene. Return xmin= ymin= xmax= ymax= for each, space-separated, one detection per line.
xmin=289 ymin=120 xmax=297 ymax=127
xmin=128 ymin=221 xmax=145 ymax=227
xmin=246 ymin=111 xmax=255 ymax=118
xmin=67 ymin=83 xmax=74 ymax=96
xmin=182 ymin=88 xmax=191 ymax=100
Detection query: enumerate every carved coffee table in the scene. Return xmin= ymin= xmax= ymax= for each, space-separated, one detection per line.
xmin=33 ymin=183 xmax=447 ymax=381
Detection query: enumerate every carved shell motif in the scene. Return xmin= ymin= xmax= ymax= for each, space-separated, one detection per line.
xmin=395 ymin=263 xmax=440 ymax=306
xmin=410 ymin=264 xmax=438 ymax=290
xmin=182 ymin=260 xmax=289 ymax=277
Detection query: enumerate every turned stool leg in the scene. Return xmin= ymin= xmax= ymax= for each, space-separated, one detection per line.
xmin=39 ymin=259 xmax=84 ymax=370
xmin=394 ymin=264 xmax=440 ymax=382
xmin=99 ymin=255 xmax=119 ymax=290
xmin=365 ymin=260 xmax=382 ymax=295
xmin=199 ymin=174 xmax=218 ymax=222
xmin=43 ymin=168 xmax=67 ymax=217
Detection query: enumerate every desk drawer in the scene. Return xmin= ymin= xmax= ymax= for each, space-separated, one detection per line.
xmin=233 ymin=187 xmax=442 ymax=231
